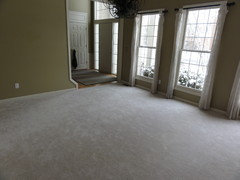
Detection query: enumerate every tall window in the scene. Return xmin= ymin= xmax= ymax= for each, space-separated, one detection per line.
xmin=136 ymin=14 xmax=160 ymax=79
xmin=94 ymin=24 xmax=99 ymax=70
xmin=177 ymin=7 xmax=220 ymax=91
xmin=112 ymin=23 xmax=119 ymax=75
xmin=94 ymin=1 xmax=114 ymax=20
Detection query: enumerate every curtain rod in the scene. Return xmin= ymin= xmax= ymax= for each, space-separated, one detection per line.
xmin=174 ymin=2 xmax=235 ymax=11
xmin=138 ymin=10 xmax=168 ymax=14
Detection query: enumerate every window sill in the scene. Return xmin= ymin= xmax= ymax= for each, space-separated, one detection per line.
xmin=136 ymin=75 xmax=153 ymax=83
xmin=175 ymin=85 xmax=201 ymax=97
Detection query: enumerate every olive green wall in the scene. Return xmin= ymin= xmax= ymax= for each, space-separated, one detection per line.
xmin=120 ymin=0 xmax=240 ymax=111
xmin=0 ymin=0 xmax=74 ymax=100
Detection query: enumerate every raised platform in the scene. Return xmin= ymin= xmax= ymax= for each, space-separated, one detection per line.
xmin=72 ymin=69 xmax=117 ymax=86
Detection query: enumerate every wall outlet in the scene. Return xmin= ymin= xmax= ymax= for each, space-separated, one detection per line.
xmin=15 ymin=83 xmax=20 ymax=89
xmin=158 ymin=80 xmax=161 ymax=85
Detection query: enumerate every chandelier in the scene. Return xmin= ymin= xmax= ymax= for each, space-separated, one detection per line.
xmin=102 ymin=0 xmax=144 ymax=19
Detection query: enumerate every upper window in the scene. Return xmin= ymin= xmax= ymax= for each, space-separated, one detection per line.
xmin=112 ymin=23 xmax=119 ymax=75
xmin=94 ymin=1 xmax=114 ymax=20
xmin=94 ymin=24 xmax=99 ymax=70
xmin=177 ymin=7 xmax=220 ymax=91
xmin=136 ymin=14 xmax=160 ymax=79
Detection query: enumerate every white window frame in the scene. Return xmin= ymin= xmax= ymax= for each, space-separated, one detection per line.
xmin=135 ymin=12 xmax=161 ymax=83
xmin=111 ymin=22 xmax=119 ymax=75
xmin=94 ymin=23 xmax=100 ymax=70
xmin=174 ymin=3 xmax=223 ymax=96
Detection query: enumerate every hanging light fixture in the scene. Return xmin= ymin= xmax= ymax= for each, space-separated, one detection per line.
xmin=102 ymin=0 xmax=144 ymax=19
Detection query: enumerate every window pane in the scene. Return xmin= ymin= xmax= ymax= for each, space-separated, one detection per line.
xmin=200 ymin=53 xmax=210 ymax=66
xmin=195 ymin=24 xmax=207 ymax=37
xmin=184 ymin=37 xmax=194 ymax=50
xmin=95 ymin=2 xmax=114 ymax=20
xmin=203 ymin=38 xmax=213 ymax=51
xmin=140 ymin=14 xmax=159 ymax=48
xmin=181 ymin=51 xmax=191 ymax=63
xmin=194 ymin=38 xmax=204 ymax=50
xmin=94 ymin=24 xmax=100 ymax=70
xmin=112 ymin=23 xmax=119 ymax=75
xmin=190 ymin=52 xmax=201 ymax=65
xmin=187 ymin=11 xmax=198 ymax=24
xmin=205 ymin=24 xmax=216 ymax=38
xmin=208 ymin=8 xmax=219 ymax=23
xmin=178 ymin=63 xmax=189 ymax=87
xmin=178 ymin=51 xmax=210 ymax=90
xmin=186 ymin=24 xmax=196 ymax=37
xmin=197 ymin=9 xmax=210 ymax=23
xmin=137 ymin=47 xmax=156 ymax=78
xmin=183 ymin=8 xmax=219 ymax=52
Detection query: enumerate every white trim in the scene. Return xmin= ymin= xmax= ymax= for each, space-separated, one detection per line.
xmin=139 ymin=9 xmax=165 ymax=14
xmin=65 ymin=0 xmax=78 ymax=89
xmin=183 ymin=1 xmax=227 ymax=9
xmin=69 ymin=11 xmax=88 ymax=23
xmin=175 ymin=85 xmax=201 ymax=96
xmin=94 ymin=19 xmax=119 ymax=24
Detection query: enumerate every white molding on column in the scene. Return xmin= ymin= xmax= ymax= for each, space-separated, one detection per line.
xmin=65 ymin=0 xmax=78 ymax=88
xmin=69 ymin=11 xmax=88 ymax=24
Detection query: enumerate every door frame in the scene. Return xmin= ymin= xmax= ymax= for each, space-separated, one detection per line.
xmin=94 ymin=19 xmax=124 ymax=82
xmin=65 ymin=0 xmax=78 ymax=88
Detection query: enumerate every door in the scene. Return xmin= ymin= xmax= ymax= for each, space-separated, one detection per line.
xmin=70 ymin=22 xmax=88 ymax=69
xmin=69 ymin=11 xmax=88 ymax=69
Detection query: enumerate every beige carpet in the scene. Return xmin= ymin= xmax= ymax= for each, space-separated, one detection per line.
xmin=0 ymin=83 xmax=240 ymax=180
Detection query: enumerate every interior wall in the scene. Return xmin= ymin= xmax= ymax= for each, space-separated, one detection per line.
xmin=121 ymin=0 xmax=240 ymax=111
xmin=0 ymin=0 xmax=74 ymax=100
xmin=99 ymin=23 xmax=113 ymax=74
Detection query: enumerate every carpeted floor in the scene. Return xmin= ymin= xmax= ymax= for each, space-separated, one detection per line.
xmin=0 ymin=83 xmax=240 ymax=180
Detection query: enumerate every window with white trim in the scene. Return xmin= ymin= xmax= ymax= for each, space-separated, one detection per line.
xmin=136 ymin=14 xmax=160 ymax=79
xmin=112 ymin=23 xmax=119 ymax=75
xmin=94 ymin=24 xmax=99 ymax=70
xmin=176 ymin=7 xmax=220 ymax=91
xmin=94 ymin=1 xmax=114 ymax=20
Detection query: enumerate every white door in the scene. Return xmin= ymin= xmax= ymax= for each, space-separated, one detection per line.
xmin=69 ymin=11 xmax=88 ymax=69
